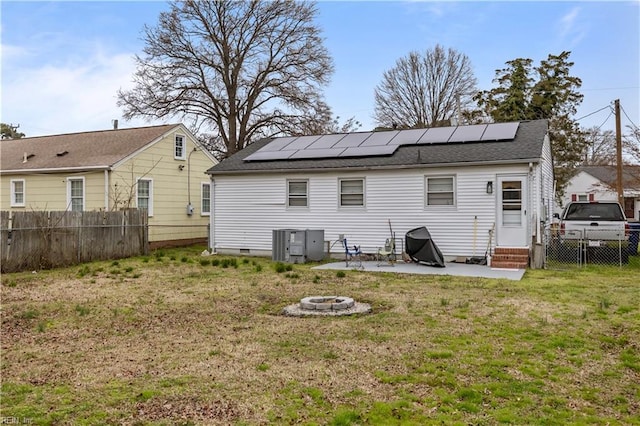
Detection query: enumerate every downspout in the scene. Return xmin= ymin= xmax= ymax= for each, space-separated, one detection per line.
xmin=104 ymin=169 xmax=110 ymax=211
xmin=527 ymin=162 xmax=537 ymax=245
xmin=187 ymin=147 xmax=197 ymax=215
xmin=210 ymin=177 xmax=216 ymax=253
xmin=533 ymin=163 xmax=541 ymax=244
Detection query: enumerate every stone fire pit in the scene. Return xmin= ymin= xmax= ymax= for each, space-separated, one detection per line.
xmin=282 ymin=295 xmax=371 ymax=317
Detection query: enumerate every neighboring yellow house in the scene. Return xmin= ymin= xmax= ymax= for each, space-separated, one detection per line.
xmin=0 ymin=123 xmax=218 ymax=248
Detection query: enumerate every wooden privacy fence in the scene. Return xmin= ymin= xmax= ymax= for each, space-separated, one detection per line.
xmin=0 ymin=210 xmax=148 ymax=273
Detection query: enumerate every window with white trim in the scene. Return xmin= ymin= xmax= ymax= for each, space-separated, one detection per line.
xmin=137 ymin=178 xmax=153 ymax=216
xmin=10 ymin=179 xmax=25 ymax=207
xmin=287 ymin=180 xmax=308 ymax=207
xmin=201 ymin=182 xmax=211 ymax=215
xmin=67 ymin=177 xmax=85 ymax=211
xmin=175 ymin=134 xmax=186 ymax=160
xmin=339 ymin=178 xmax=364 ymax=207
xmin=426 ymin=176 xmax=455 ymax=206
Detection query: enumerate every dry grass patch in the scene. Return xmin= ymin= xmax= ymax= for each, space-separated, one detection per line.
xmin=2 ymin=247 xmax=639 ymax=424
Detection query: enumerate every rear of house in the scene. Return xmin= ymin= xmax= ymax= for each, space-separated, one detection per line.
xmin=207 ymin=120 xmax=554 ymax=266
xmin=1 ymin=123 xmax=217 ymax=248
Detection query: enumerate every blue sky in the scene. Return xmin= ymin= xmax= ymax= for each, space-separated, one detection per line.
xmin=1 ymin=1 xmax=638 ymax=138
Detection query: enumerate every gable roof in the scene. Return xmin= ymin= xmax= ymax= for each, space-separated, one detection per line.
xmin=0 ymin=124 xmax=181 ymax=173
xmin=207 ymin=119 xmax=548 ymax=176
xmin=580 ymin=165 xmax=640 ymax=190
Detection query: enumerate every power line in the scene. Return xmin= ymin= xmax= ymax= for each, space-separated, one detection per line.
xmin=620 ymin=104 xmax=639 ymax=131
xmin=593 ymin=110 xmax=614 ymax=133
xmin=575 ymin=105 xmax=611 ymax=122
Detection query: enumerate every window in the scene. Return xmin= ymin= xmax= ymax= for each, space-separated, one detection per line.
xmin=67 ymin=178 xmax=85 ymax=211
xmin=10 ymin=179 xmax=25 ymax=207
xmin=571 ymin=193 xmax=594 ymax=202
xmin=175 ymin=134 xmax=185 ymax=160
xmin=339 ymin=178 xmax=364 ymax=207
xmin=137 ymin=178 xmax=153 ymax=216
xmin=287 ymin=180 xmax=308 ymax=207
xmin=501 ymin=180 xmax=522 ymax=225
xmin=201 ymin=182 xmax=211 ymax=215
xmin=426 ymin=176 xmax=455 ymax=206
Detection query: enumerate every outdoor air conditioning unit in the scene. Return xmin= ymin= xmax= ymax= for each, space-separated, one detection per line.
xmin=272 ymin=229 xmax=325 ymax=263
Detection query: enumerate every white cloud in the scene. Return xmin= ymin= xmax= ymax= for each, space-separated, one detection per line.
xmin=0 ymin=43 xmax=32 ymax=61
xmin=557 ymin=7 xmax=587 ymax=47
xmin=1 ymin=46 xmax=164 ymax=137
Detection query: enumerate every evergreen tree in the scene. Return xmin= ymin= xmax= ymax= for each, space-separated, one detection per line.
xmin=475 ymin=51 xmax=585 ymax=196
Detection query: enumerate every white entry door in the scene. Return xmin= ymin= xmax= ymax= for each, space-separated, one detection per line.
xmin=496 ymin=175 xmax=528 ymax=247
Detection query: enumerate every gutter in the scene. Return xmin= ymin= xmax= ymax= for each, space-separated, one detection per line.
xmin=207 ymin=158 xmax=543 ymax=177
xmin=0 ymin=165 xmax=111 ymax=175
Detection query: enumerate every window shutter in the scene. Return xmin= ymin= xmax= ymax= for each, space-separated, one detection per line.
xmin=588 ymin=193 xmax=594 ymax=201
xmin=571 ymin=194 xmax=577 ymax=201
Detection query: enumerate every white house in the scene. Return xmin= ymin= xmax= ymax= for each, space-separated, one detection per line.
xmin=557 ymin=165 xmax=640 ymax=221
xmin=206 ymin=120 xmax=554 ymax=268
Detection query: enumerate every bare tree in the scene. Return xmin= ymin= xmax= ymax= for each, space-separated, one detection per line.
xmin=373 ymin=45 xmax=477 ymax=129
xmin=109 ymin=160 xmax=161 ymax=211
xmin=117 ymin=0 xmax=334 ymax=157
xmin=623 ymin=125 xmax=640 ymax=164
xmin=582 ymin=127 xmax=616 ymax=165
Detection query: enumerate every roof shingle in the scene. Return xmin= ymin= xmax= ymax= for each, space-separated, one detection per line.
xmin=207 ymin=119 xmax=548 ymax=175
xmin=1 ymin=124 xmax=180 ymax=172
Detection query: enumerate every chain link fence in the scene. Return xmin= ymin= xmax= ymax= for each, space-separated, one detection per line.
xmin=544 ymin=225 xmax=634 ymax=269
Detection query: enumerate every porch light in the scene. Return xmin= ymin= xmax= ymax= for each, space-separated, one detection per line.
xmin=486 ymin=181 xmax=493 ymax=194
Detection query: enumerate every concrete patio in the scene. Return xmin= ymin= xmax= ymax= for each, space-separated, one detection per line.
xmin=312 ymin=260 xmax=526 ymax=281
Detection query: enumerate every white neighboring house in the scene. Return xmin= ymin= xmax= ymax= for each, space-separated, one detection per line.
xmin=206 ymin=120 xmax=554 ymax=267
xmin=557 ymin=165 xmax=640 ymax=221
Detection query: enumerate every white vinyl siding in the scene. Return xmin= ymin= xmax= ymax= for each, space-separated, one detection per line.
xmin=287 ymin=180 xmax=308 ymax=207
xmin=201 ymin=182 xmax=211 ymax=215
xmin=174 ymin=134 xmax=186 ymax=160
xmin=137 ymin=178 xmax=153 ymax=216
xmin=10 ymin=179 xmax=25 ymax=207
xmin=426 ymin=176 xmax=455 ymax=206
xmin=339 ymin=178 xmax=364 ymax=207
xmin=209 ymin=163 xmax=544 ymax=258
xmin=67 ymin=177 xmax=85 ymax=211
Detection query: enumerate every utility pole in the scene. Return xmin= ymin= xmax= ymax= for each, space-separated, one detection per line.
xmin=614 ymin=99 xmax=624 ymax=206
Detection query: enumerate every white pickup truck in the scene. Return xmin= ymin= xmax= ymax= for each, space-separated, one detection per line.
xmin=558 ymin=201 xmax=629 ymax=241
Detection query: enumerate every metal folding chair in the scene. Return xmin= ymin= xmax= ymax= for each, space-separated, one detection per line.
xmin=343 ymin=238 xmax=363 ymax=269
xmin=377 ymin=238 xmax=396 ymax=266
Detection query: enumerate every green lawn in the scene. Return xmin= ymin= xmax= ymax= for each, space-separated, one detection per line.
xmin=1 ymin=246 xmax=639 ymax=425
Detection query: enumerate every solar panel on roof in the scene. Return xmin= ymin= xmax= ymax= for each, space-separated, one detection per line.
xmin=481 ymin=122 xmax=519 ymax=141
xmin=283 ymin=135 xmax=321 ymax=150
xmin=448 ymin=124 xmax=487 ymax=143
xmin=259 ymin=136 xmax=298 ymax=151
xmin=339 ymin=145 xmax=398 ymax=157
xmin=387 ymin=128 xmax=429 ymax=146
xmin=307 ymin=134 xmax=348 ymax=149
xmin=289 ymin=148 xmax=345 ymax=159
xmin=359 ymin=130 xmax=399 ymax=146
xmin=416 ymin=126 xmax=457 ymax=144
xmin=244 ymin=150 xmax=297 ymax=161
xmin=243 ymin=121 xmax=521 ymax=162
xmin=333 ymin=132 xmax=371 ymax=148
